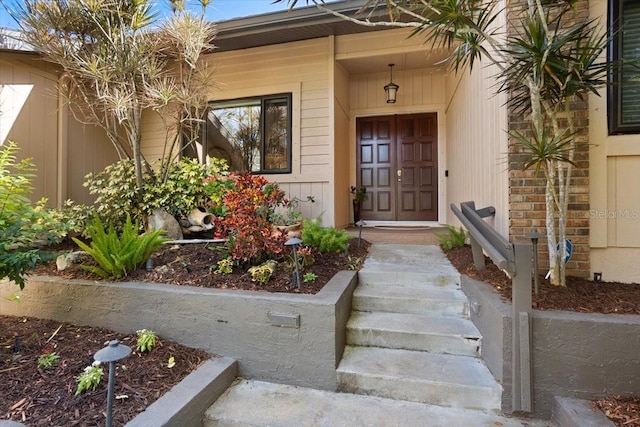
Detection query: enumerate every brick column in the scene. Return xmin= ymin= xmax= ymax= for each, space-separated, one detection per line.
xmin=507 ymin=2 xmax=591 ymax=279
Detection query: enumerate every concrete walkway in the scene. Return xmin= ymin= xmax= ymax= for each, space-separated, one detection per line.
xmin=205 ymin=243 xmax=553 ymax=426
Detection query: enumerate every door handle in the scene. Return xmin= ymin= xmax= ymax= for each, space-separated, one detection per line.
xmin=397 ymin=169 xmax=402 ymax=182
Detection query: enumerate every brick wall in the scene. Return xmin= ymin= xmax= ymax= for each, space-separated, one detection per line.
xmin=507 ymin=1 xmax=591 ymax=278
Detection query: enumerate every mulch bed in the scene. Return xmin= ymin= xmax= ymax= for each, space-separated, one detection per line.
xmin=0 ymin=315 xmax=210 ymax=426
xmin=445 ymin=245 xmax=640 ymax=314
xmin=3 ymin=237 xmax=370 ymax=425
xmin=444 ymin=244 xmax=640 ymax=426
xmin=33 ymin=238 xmax=371 ymax=295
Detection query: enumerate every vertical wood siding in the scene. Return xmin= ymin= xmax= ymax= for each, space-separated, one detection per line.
xmin=1 ymin=55 xmax=59 ymax=205
xmin=444 ymin=66 xmax=509 ymax=236
xmin=589 ymin=0 xmax=640 ymax=282
xmin=65 ymin=118 xmax=120 ymax=205
xmin=606 ymin=156 xmax=640 ymax=247
xmin=1 ymin=53 xmax=119 ymax=207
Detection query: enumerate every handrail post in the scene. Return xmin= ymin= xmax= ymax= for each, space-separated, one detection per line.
xmin=469 ymin=235 xmax=486 ymax=270
xmin=511 ymin=242 xmax=533 ymax=413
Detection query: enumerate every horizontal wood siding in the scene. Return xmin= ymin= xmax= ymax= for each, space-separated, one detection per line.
xmin=140 ymin=37 xmax=335 ymax=224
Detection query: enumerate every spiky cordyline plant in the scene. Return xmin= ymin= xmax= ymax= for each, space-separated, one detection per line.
xmin=282 ymin=0 xmax=613 ymax=286
xmin=9 ymin=0 xmax=217 ymax=198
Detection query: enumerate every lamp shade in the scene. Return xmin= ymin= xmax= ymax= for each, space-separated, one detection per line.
xmin=385 ymin=81 xmax=399 ymax=103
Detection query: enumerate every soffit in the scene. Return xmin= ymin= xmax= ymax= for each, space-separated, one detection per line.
xmin=213 ymin=1 xmax=388 ymax=53
xmin=213 ymin=2 xmax=451 ymax=74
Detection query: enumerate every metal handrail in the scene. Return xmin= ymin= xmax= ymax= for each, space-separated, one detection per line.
xmin=451 ymin=201 xmax=533 ymax=414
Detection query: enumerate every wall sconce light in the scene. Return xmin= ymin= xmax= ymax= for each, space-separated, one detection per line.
xmin=384 ymin=63 xmax=399 ymax=104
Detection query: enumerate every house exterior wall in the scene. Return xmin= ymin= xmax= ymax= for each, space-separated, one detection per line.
xmin=1 ymin=53 xmax=60 ymax=205
xmin=334 ymin=60 xmax=352 ymax=228
xmin=589 ymin=0 xmax=640 ymax=284
xmin=1 ymin=52 xmax=117 ymax=207
xmin=444 ymin=65 xmax=510 ymax=236
xmin=140 ymin=38 xmax=334 ymax=224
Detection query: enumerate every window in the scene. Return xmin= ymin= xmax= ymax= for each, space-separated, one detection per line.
xmin=609 ymin=0 xmax=640 ymax=134
xmin=184 ymin=94 xmax=292 ymax=173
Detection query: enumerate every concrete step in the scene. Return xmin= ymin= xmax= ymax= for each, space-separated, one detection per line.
xmin=362 ymin=244 xmax=460 ymax=276
xmin=353 ymin=283 xmax=469 ymax=316
xmin=347 ymin=311 xmax=481 ymax=357
xmin=358 ymin=270 xmax=460 ymax=288
xmin=552 ymin=396 xmax=615 ymax=427
xmin=204 ymin=379 xmax=550 ymax=427
xmin=336 ymin=346 xmax=502 ymax=412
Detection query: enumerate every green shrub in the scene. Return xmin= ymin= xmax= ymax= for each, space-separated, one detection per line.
xmin=301 ymin=218 xmax=352 ymax=254
xmin=75 ymin=362 xmax=103 ymax=395
xmin=136 ymin=329 xmax=157 ymax=353
xmin=72 ymin=215 xmax=166 ymax=279
xmin=143 ymin=157 xmax=229 ymax=217
xmin=37 ymin=352 xmax=59 ymax=369
xmin=0 ymin=141 xmax=67 ymax=288
xmin=82 ymin=157 xmax=229 ymax=230
xmin=436 ymin=226 xmax=468 ymax=251
xmin=248 ymin=260 xmax=277 ymax=285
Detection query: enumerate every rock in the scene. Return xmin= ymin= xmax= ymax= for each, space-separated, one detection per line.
xmin=147 ymin=209 xmax=183 ymax=240
xmin=56 ymin=251 xmax=89 ymax=271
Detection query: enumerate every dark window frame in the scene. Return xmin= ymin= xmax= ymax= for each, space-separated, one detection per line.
xmin=608 ymin=0 xmax=640 ymax=134
xmin=209 ymin=93 xmax=293 ymax=174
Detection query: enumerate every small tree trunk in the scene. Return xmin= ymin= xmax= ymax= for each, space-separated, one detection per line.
xmin=545 ymin=161 xmax=561 ymax=285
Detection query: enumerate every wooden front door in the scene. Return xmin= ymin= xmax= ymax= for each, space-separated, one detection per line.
xmin=356 ymin=113 xmax=438 ymax=221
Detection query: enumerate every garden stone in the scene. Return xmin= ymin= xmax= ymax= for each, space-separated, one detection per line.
xmin=147 ymin=209 xmax=183 ymax=240
xmin=56 ymin=251 xmax=89 ymax=271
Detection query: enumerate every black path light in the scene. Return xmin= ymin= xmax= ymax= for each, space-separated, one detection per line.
xmin=355 ymin=220 xmax=366 ymax=248
xmin=285 ymin=236 xmax=303 ymax=290
xmin=525 ymin=229 xmax=544 ymax=296
xmin=94 ymin=340 xmax=131 ymax=427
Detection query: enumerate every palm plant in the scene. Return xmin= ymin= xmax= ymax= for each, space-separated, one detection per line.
xmin=9 ymin=0 xmax=217 ymax=197
xmin=284 ymin=0 xmax=612 ymax=286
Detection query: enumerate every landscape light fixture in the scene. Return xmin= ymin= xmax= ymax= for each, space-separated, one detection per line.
xmin=355 ymin=220 xmax=366 ymax=248
xmin=285 ymin=236 xmax=303 ymax=290
xmin=94 ymin=339 xmax=131 ymax=427
xmin=525 ymin=229 xmax=544 ymax=296
xmin=384 ymin=63 xmax=399 ymax=103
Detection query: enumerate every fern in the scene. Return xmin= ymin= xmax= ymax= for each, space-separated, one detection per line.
xmin=73 ymin=215 xmax=166 ymax=279
xmin=435 ymin=226 xmax=468 ymax=251
xmin=301 ymin=218 xmax=352 ymax=254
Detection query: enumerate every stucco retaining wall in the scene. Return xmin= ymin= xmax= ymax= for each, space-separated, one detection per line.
xmin=462 ymin=275 xmax=640 ymax=419
xmin=0 ymin=270 xmax=357 ymax=391
xmin=126 ymin=357 xmax=237 ymax=427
